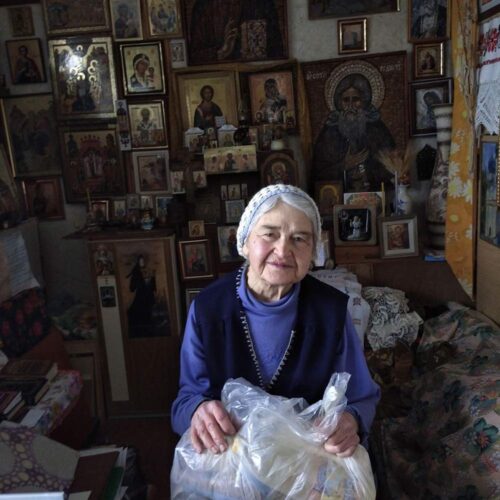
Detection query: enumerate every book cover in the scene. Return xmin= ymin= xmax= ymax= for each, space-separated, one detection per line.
xmin=0 ymin=358 xmax=58 ymax=382
xmin=0 ymin=377 xmax=49 ymax=406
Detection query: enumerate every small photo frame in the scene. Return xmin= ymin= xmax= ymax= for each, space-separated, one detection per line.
xmin=169 ymin=39 xmax=187 ymax=68
xmin=132 ymin=150 xmax=169 ymax=193
xmin=178 ymin=239 xmax=214 ymax=280
xmin=6 ymin=38 xmax=46 ymax=84
xmin=414 ymin=42 xmax=445 ymax=79
xmin=185 ymin=287 xmax=202 ymax=313
xmin=90 ymin=199 xmax=109 ymax=222
xmin=314 ymin=181 xmax=344 ymax=216
xmin=8 ymin=7 xmax=35 ymax=37
xmin=126 ymin=193 xmax=140 ymax=209
xmin=333 ymin=204 xmax=377 ymax=246
xmin=171 ymin=171 xmax=185 ymax=193
xmin=112 ymin=199 xmax=127 ymax=220
xmin=408 ymin=0 xmax=449 ymax=43
xmin=204 ymin=145 xmax=257 ymax=174
xmin=338 ymin=17 xmax=367 ymax=54
xmin=217 ymin=225 xmax=242 ymax=262
xmin=225 ymin=199 xmax=245 ymax=224
xmin=184 ymin=128 xmax=204 ymax=153
xmin=155 ymin=195 xmax=172 ymax=217
xmin=110 ymin=0 xmax=143 ymax=41
xmin=128 ymin=101 xmax=168 ymax=149
xmin=188 ymin=220 xmax=205 ymax=238
xmin=23 ymin=177 xmax=65 ymax=220
xmin=261 ymin=152 xmax=299 ymax=186
xmin=228 ymin=184 xmax=241 ymax=200
xmin=410 ymin=78 xmax=452 ymax=136
xmin=248 ymin=126 xmax=259 ymax=148
xmin=193 ymin=170 xmax=207 ymax=189
xmin=145 ymin=0 xmax=183 ymax=38
xmin=121 ymin=42 xmax=166 ymax=96
xmin=379 ymin=215 xmax=419 ymax=258
xmin=218 ymin=129 xmax=236 ymax=148
xmin=140 ymin=194 xmax=153 ymax=209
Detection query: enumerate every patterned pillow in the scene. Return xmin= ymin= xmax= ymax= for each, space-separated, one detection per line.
xmin=0 ymin=424 xmax=79 ymax=493
xmin=0 ymin=287 xmax=51 ymax=357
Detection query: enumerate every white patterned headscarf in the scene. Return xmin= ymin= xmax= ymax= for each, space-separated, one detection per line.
xmin=236 ymin=184 xmax=322 ymax=258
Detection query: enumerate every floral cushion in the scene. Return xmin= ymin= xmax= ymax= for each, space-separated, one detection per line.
xmin=377 ymin=308 xmax=500 ymax=499
xmin=0 ymin=287 xmax=51 ymax=358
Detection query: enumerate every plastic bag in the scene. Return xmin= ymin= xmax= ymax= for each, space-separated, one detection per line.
xmin=170 ymin=373 xmax=376 ymax=499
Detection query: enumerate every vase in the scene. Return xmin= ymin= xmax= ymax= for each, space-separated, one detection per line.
xmin=396 ymin=184 xmax=413 ymax=215
xmin=426 ymin=103 xmax=452 ymax=250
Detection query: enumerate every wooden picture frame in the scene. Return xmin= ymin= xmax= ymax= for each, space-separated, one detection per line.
xmin=225 ymin=199 xmax=245 ymax=224
xmin=204 ymin=145 xmax=257 ymax=174
xmin=128 ymin=101 xmax=168 ymax=149
xmin=183 ymin=0 xmax=288 ymax=65
xmin=1 ymin=94 xmax=62 ymax=178
xmin=408 ymin=0 xmax=449 ymax=43
xmin=110 ymin=0 xmax=143 ymax=41
xmin=120 ymin=42 xmax=166 ymax=96
xmin=314 ymin=181 xmax=343 ymax=217
xmin=247 ymin=70 xmax=296 ymax=130
xmin=333 ymin=204 xmax=377 ymax=246
xmin=479 ymin=135 xmax=500 ymax=246
xmin=145 ymin=0 xmax=183 ymax=38
xmin=185 ymin=287 xmax=202 ymax=313
xmin=479 ymin=0 xmax=500 ymax=21
xmin=410 ymin=78 xmax=452 ymax=136
xmin=176 ymin=71 xmax=238 ymax=131
xmin=309 ymin=0 xmax=399 ymax=19
xmin=170 ymin=170 xmax=185 ymax=194
xmin=302 ymin=52 xmax=408 ymax=193
xmin=169 ymin=39 xmax=187 ymax=68
xmin=6 ymin=38 xmax=46 ymax=84
xmin=188 ymin=220 xmax=205 ymax=238
xmin=217 ymin=225 xmax=242 ymax=263
xmin=178 ymin=239 xmax=214 ymax=280
xmin=42 ymin=0 xmax=111 ymax=36
xmin=140 ymin=194 xmax=153 ymax=209
xmin=260 ymin=152 xmax=299 ymax=186
xmin=48 ymin=37 xmax=117 ymax=120
xmin=23 ymin=177 xmax=65 ymax=220
xmin=59 ymin=125 xmax=126 ymax=202
xmin=112 ymin=199 xmax=127 ymax=220
xmin=338 ymin=18 xmax=367 ymax=55
xmin=414 ymin=42 xmax=445 ymax=79
xmin=379 ymin=215 xmax=419 ymax=258
xmin=90 ymin=199 xmax=109 ymax=222
xmin=8 ymin=6 xmax=35 ymax=37
xmin=132 ymin=150 xmax=169 ymax=194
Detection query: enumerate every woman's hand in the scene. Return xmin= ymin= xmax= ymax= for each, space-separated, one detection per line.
xmin=190 ymin=400 xmax=236 ymax=454
xmin=324 ymin=412 xmax=360 ymax=458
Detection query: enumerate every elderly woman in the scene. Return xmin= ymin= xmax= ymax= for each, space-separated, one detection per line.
xmin=171 ymin=184 xmax=379 ymax=458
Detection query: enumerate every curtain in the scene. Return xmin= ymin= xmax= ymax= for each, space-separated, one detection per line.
xmin=445 ymin=0 xmax=478 ymax=298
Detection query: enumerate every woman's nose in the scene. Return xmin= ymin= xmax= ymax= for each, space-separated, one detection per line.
xmin=274 ymin=236 xmax=291 ymax=256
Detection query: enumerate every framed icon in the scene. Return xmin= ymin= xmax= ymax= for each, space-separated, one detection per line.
xmin=23 ymin=177 xmax=65 ymax=220
xmin=132 ymin=150 xmax=169 ymax=194
xmin=120 ymin=42 xmax=166 ymax=96
xmin=145 ymin=0 xmax=183 ymax=38
xmin=414 ymin=41 xmax=445 ymax=79
xmin=333 ymin=204 xmax=377 ymax=246
xmin=338 ymin=18 xmax=368 ymax=55
xmin=178 ymin=239 xmax=214 ymax=280
xmin=110 ymin=0 xmax=143 ymax=41
xmin=6 ymin=38 xmax=46 ymax=85
xmin=379 ymin=215 xmax=419 ymax=258
xmin=128 ymin=101 xmax=168 ymax=149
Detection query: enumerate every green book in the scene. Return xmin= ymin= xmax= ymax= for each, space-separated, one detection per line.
xmin=102 ymin=466 xmax=125 ymax=500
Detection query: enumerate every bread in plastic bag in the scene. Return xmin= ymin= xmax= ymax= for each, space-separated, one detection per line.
xmin=171 ymin=372 xmax=376 ymax=499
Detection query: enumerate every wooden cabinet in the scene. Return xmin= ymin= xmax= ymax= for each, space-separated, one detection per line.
xmin=84 ymin=230 xmax=182 ymax=417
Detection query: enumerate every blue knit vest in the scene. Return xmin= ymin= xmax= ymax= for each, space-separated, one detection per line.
xmin=194 ymin=268 xmax=349 ymax=404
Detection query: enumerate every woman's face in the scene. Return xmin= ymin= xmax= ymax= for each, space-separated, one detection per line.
xmin=243 ymin=202 xmax=314 ymax=298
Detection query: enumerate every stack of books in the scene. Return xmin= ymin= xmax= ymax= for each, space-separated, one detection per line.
xmin=0 ymin=389 xmax=23 ymax=421
xmin=0 ymin=359 xmax=58 ymax=419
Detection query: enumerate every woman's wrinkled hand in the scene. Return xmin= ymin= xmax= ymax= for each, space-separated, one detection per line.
xmin=190 ymin=400 xmax=236 ymax=454
xmin=324 ymin=411 xmax=360 ymax=458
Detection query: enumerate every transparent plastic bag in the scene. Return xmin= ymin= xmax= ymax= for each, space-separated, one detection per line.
xmin=171 ymin=373 xmax=376 ymax=499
